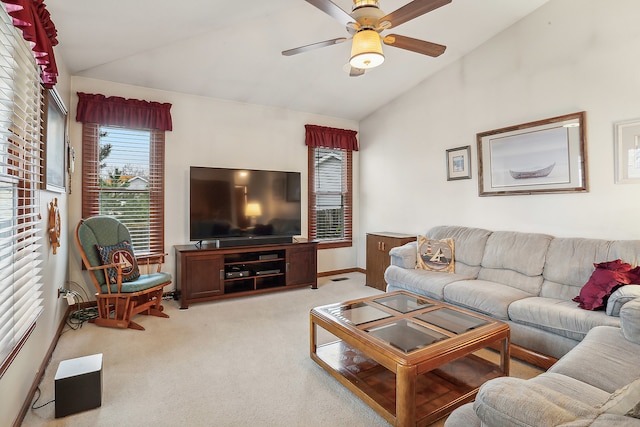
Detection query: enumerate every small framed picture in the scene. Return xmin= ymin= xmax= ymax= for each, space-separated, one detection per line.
xmin=446 ymin=145 xmax=471 ymax=181
xmin=614 ymin=118 xmax=640 ymax=184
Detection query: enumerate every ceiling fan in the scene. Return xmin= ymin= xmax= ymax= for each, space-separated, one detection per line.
xmin=282 ymin=0 xmax=452 ymax=76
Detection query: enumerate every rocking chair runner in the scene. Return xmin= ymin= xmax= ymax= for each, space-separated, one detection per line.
xmin=75 ymin=216 xmax=171 ymax=330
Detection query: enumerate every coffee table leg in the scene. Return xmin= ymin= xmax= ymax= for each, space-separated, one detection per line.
xmin=396 ymin=364 xmax=417 ymax=427
xmin=500 ymin=335 xmax=511 ymax=376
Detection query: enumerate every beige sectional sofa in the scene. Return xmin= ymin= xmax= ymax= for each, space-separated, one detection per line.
xmin=384 ymin=225 xmax=640 ymax=365
xmin=445 ymin=299 xmax=640 ymax=426
xmin=384 ymin=225 xmax=640 ymax=426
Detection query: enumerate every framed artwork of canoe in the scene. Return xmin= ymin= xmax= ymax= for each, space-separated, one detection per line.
xmin=476 ymin=111 xmax=588 ymax=196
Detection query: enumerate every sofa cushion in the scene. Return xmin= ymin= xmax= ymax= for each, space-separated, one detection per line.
xmin=598 ymin=377 xmax=640 ymax=418
xmin=531 ymin=372 xmax=610 ymax=407
xmin=416 ymin=235 xmax=454 ymax=273
xmin=443 ymin=402 xmax=480 ymax=427
xmin=443 ymin=279 xmax=532 ymax=320
xmin=384 ymin=266 xmax=472 ymax=300
xmin=549 ymin=326 xmax=640 ymax=393
xmin=541 ymin=238 xmax=612 ymax=300
xmin=473 ymin=377 xmax=598 ymax=427
xmin=620 ymin=298 xmax=640 ymax=345
xmin=608 ymin=285 xmax=640 ymax=316
xmin=424 ymin=225 xmax=491 ymax=275
xmin=478 ymin=230 xmax=552 ymax=295
xmin=508 ymin=297 xmax=620 ymax=341
xmin=559 ymin=414 xmax=640 ymax=426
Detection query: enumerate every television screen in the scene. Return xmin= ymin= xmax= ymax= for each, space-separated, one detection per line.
xmin=189 ymin=167 xmax=301 ymax=242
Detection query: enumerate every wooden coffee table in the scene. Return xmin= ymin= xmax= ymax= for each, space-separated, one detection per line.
xmin=310 ymin=291 xmax=510 ymax=427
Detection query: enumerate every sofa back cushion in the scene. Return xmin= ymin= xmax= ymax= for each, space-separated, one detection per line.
xmin=424 ymin=226 xmax=491 ymax=277
xmin=541 ymin=238 xmax=613 ymax=300
xmin=608 ymin=240 xmax=640 ymax=267
xmin=477 ymin=231 xmax=552 ymax=295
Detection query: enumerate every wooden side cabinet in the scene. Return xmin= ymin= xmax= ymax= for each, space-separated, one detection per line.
xmin=175 ymin=241 xmax=318 ymax=308
xmin=366 ymin=232 xmax=416 ymax=291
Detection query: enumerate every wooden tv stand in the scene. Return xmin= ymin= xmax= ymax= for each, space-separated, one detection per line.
xmin=174 ymin=240 xmax=317 ymax=309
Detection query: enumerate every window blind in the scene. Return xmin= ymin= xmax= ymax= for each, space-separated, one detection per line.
xmin=82 ymin=123 xmax=165 ymax=255
xmin=308 ymin=146 xmax=352 ymax=247
xmin=0 ymin=5 xmax=44 ymax=376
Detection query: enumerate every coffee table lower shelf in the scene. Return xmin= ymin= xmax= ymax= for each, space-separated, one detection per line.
xmin=312 ymin=340 xmax=505 ymax=427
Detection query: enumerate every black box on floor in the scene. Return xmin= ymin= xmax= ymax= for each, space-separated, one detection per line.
xmin=54 ymin=353 xmax=103 ymax=418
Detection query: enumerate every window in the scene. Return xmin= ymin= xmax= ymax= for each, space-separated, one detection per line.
xmin=308 ymin=146 xmax=353 ymax=248
xmin=0 ymin=7 xmax=44 ymax=376
xmin=81 ymin=124 xmax=165 ymax=255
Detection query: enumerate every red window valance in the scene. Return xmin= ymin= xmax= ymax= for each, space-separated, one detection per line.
xmin=76 ymin=92 xmax=173 ymax=131
xmin=305 ymin=124 xmax=358 ymax=151
xmin=1 ymin=0 xmax=58 ymax=87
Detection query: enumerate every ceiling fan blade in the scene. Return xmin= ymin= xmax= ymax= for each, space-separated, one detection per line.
xmin=349 ymin=67 xmax=365 ymax=77
xmin=305 ymin=0 xmax=354 ymax=27
xmin=282 ymin=37 xmax=347 ymax=56
xmin=383 ymin=34 xmax=446 ymax=57
xmin=379 ymin=0 xmax=451 ymax=29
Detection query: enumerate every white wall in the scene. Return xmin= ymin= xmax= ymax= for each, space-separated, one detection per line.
xmin=358 ymin=0 xmax=640 ymax=268
xmin=0 ymin=59 xmax=72 ymax=426
xmin=67 ymin=77 xmax=360 ymax=295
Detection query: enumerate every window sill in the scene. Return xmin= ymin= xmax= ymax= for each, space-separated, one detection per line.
xmin=316 ymin=240 xmax=352 ymax=250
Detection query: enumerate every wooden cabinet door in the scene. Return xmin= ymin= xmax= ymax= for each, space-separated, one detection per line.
xmin=366 ymin=233 xmax=415 ymax=291
xmin=185 ymin=253 xmax=225 ymax=300
xmin=286 ymin=243 xmax=317 ymax=287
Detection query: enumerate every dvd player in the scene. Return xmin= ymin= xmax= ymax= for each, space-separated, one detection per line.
xmin=255 ymin=269 xmax=280 ymax=276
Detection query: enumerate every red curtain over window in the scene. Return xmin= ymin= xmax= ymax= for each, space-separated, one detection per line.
xmin=76 ymin=92 xmax=173 ymax=131
xmin=305 ymin=124 xmax=358 ymax=151
xmin=1 ymin=0 xmax=58 ymax=87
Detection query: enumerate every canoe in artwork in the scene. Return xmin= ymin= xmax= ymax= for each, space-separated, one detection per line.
xmin=509 ymin=162 xmax=555 ymax=179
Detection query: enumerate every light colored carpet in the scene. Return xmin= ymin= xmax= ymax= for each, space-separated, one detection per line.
xmin=23 ymin=272 xmax=541 ymax=426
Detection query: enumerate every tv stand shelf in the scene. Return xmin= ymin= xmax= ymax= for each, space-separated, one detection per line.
xmin=174 ymin=241 xmax=317 ymax=309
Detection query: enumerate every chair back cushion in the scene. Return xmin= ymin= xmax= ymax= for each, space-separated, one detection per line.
xmin=77 ymin=216 xmax=134 ymax=287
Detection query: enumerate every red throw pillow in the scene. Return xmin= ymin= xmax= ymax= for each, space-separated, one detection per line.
xmin=573 ymin=259 xmax=636 ymax=310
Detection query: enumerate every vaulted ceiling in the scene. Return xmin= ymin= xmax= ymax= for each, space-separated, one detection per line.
xmin=47 ymin=0 xmax=549 ymax=121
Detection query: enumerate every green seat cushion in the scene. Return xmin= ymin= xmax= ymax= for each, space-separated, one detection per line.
xmin=100 ymin=272 xmax=171 ymax=294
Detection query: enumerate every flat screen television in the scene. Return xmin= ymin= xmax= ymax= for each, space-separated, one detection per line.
xmin=189 ymin=166 xmax=302 ymax=246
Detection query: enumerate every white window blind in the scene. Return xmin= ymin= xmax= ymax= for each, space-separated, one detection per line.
xmin=309 ymin=146 xmax=352 ymax=245
xmin=0 ymin=5 xmax=44 ymax=374
xmin=82 ymin=124 xmax=165 ymax=255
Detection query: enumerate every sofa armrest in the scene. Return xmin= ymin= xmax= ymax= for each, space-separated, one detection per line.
xmin=473 ymin=377 xmax=598 ymax=427
xmin=389 ymin=242 xmax=417 ymax=269
xmin=620 ymin=298 xmax=640 ymax=344
xmin=607 ymin=285 xmax=640 ymax=316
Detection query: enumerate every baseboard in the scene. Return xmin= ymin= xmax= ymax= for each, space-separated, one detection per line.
xmin=317 ymin=267 xmax=365 ymax=278
xmin=13 ymin=304 xmax=73 ymax=427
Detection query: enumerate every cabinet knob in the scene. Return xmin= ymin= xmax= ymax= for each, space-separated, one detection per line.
xmin=219 ymin=269 xmax=224 ymax=280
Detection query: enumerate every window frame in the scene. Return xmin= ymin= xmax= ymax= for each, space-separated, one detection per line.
xmin=307 ymin=145 xmax=353 ymax=249
xmin=81 ymin=123 xmax=166 ymax=257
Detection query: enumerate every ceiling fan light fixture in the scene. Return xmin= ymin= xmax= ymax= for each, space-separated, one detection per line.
xmin=350 ymin=29 xmax=384 ymax=69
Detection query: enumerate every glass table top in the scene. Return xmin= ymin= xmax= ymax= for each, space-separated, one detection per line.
xmin=316 ymin=292 xmax=493 ymax=353
xmin=323 ymin=302 xmax=392 ymax=326
xmin=366 ymin=319 xmax=448 ymax=353
xmin=414 ymin=307 xmax=489 ymax=335
xmin=373 ymin=293 xmax=434 ymax=313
